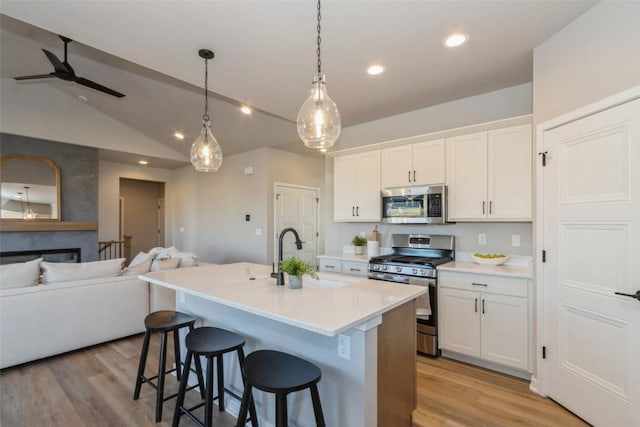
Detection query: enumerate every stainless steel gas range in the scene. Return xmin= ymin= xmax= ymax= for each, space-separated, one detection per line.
xmin=368 ymin=234 xmax=454 ymax=356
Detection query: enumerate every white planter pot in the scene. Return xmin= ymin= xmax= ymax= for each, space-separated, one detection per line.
xmin=354 ymin=246 xmax=364 ymax=255
xmin=288 ymin=274 xmax=303 ymax=289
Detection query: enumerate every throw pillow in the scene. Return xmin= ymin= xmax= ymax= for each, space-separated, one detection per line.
xmin=121 ymin=259 xmax=152 ymax=276
xmin=172 ymin=251 xmax=199 ymax=268
xmin=149 ymin=246 xmax=178 ymax=259
xmin=129 ymin=251 xmax=154 ymax=267
xmin=150 ymin=257 xmax=180 ymax=272
xmin=41 ymin=258 xmax=126 ymax=284
xmin=0 ymin=258 xmax=42 ymax=290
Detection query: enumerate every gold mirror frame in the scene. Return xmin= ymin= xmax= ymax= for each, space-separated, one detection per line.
xmin=0 ymin=154 xmax=61 ymax=221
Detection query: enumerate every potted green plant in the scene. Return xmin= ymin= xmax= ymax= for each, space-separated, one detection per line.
xmin=352 ymin=235 xmax=367 ymax=255
xmin=279 ymin=256 xmax=318 ymax=289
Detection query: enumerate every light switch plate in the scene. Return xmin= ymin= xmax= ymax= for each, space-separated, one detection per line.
xmin=512 ymin=235 xmax=521 ymax=247
xmin=478 ymin=234 xmax=487 ymax=245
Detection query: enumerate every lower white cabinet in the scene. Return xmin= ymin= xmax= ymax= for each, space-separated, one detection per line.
xmin=438 ymin=270 xmax=530 ymax=371
xmin=318 ymin=258 xmax=368 ymax=276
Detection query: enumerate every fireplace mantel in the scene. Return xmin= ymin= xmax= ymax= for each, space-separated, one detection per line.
xmin=0 ymin=220 xmax=98 ymax=232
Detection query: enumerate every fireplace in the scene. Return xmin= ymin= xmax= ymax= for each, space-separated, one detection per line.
xmin=0 ymin=248 xmax=81 ymax=265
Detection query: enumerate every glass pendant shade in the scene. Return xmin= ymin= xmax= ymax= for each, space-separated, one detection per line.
xmin=297 ymin=73 xmax=341 ymax=149
xmin=190 ymin=119 xmax=223 ymax=172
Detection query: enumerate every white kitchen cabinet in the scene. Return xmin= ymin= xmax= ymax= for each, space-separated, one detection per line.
xmin=381 ymin=139 xmax=445 ymax=188
xmin=317 ymin=257 xmax=368 ymax=276
xmin=333 ymin=150 xmax=381 ymax=222
xmin=438 ymin=270 xmax=530 ymax=371
xmin=446 ymin=124 xmax=532 ymax=221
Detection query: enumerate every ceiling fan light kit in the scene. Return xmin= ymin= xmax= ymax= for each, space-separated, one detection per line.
xmin=296 ymin=0 xmax=341 ymax=150
xmin=190 ymin=49 xmax=223 ymax=172
xmin=13 ymin=35 xmax=125 ymax=98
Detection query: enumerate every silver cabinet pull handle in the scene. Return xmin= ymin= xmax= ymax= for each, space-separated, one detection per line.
xmin=349 ymin=268 xmax=360 ymax=272
xmin=352 ymin=206 xmax=355 ymax=217
xmin=475 ymin=298 xmax=478 ymax=313
xmin=482 ymin=299 xmax=485 ymax=314
xmin=482 ymin=201 xmax=486 ymax=214
xmin=489 ymin=201 xmax=493 ymax=214
xmin=472 ymin=282 xmax=488 ymax=287
xmin=325 ymin=265 xmax=335 ymax=269
xmin=408 ymin=171 xmax=411 ymax=182
xmin=356 ymin=206 xmax=359 ymax=216
xmin=413 ymin=170 xmax=416 ymax=182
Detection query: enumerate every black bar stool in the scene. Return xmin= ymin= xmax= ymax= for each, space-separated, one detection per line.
xmin=172 ymin=327 xmax=258 ymax=427
xmin=236 ymin=350 xmax=326 ymax=427
xmin=133 ymin=310 xmax=205 ymax=422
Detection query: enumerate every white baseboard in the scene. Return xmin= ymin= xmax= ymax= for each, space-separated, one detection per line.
xmin=528 ymin=375 xmax=545 ymax=397
xmin=440 ymin=350 xmax=532 ymax=381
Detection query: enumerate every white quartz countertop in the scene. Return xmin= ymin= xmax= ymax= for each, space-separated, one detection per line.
xmin=317 ymin=253 xmax=371 ymax=262
xmin=140 ymin=262 xmax=426 ymax=337
xmin=437 ymin=261 xmax=532 ymax=279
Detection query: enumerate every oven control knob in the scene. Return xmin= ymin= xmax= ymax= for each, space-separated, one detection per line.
xmin=381 ymin=265 xmax=388 ymax=271
xmin=411 ymin=268 xmax=418 ymax=274
xmin=395 ymin=267 xmax=403 ymax=273
xmin=420 ymin=269 xmax=427 ymax=276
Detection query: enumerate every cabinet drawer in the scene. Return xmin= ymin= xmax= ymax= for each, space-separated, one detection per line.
xmin=342 ymin=261 xmax=368 ymax=276
xmin=319 ymin=259 xmax=342 ymax=273
xmin=439 ymin=271 xmax=528 ymax=298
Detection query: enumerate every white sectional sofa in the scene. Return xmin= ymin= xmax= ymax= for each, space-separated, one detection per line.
xmin=0 ymin=275 xmax=150 ymax=369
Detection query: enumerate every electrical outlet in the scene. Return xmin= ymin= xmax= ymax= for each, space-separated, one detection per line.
xmin=338 ymin=334 xmax=350 ymax=360
xmin=478 ymin=234 xmax=487 ymax=245
xmin=512 ymin=235 xmax=521 ymax=247
xmin=359 ymin=231 xmax=366 ymax=238
xmin=255 ymin=228 xmax=262 ymax=236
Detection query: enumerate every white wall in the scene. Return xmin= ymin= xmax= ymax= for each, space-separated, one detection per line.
xmin=533 ymin=1 xmax=640 ymax=126
xmin=324 ymin=84 xmax=534 ymax=256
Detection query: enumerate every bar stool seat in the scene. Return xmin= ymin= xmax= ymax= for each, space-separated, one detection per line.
xmin=133 ymin=310 xmax=205 ymax=423
xmin=173 ymin=327 xmax=257 ymax=427
xmin=236 ymin=350 xmax=325 ymax=427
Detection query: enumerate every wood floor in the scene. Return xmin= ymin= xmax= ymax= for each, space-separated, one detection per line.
xmin=0 ymin=334 xmax=588 ymax=426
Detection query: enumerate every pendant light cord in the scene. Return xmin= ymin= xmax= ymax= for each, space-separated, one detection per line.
xmin=203 ymin=57 xmax=209 ymax=122
xmin=316 ymin=0 xmax=322 ymax=74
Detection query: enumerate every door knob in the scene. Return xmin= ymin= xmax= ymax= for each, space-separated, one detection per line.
xmin=614 ymin=290 xmax=640 ymax=301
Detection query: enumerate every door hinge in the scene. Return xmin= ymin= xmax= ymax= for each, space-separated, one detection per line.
xmin=316 ymin=197 xmax=319 ymax=203
xmin=542 ymin=250 xmax=546 ymax=263
xmin=538 ymin=151 xmax=548 ymax=166
xmin=276 ymin=193 xmax=280 ymax=200
xmin=542 ymin=346 xmax=547 ymax=359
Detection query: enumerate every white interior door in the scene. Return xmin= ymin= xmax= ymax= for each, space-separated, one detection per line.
xmin=542 ymin=97 xmax=640 ymax=426
xmin=274 ymin=184 xmax=319 ymax=266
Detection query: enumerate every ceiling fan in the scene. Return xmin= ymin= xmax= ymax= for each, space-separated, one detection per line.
xmin=14 ymin=35 xmax=125 ymax=98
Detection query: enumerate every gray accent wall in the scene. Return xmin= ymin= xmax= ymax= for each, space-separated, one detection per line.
xmin=0 ymin=133 xmax=99 ymax=261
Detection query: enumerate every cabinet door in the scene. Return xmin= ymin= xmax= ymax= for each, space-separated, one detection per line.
xmin=488 ymin=125 xmax=532 ymax=220
xmin=446 ymin=132 xmax=488 ymax=220
xmin=438 ymin=287 xmax=481 ymax=357
xmin=413 ymin=139 xmax=445 ymax=186
xmin=333 ymin=155 xmax=357 ymax=221
xmin=354 ymin=150 xmax=381 ymax=221
xmin=381 ymin=145 xmax=412 ymax=188
xmin=480 ymin=293 xmax=529 ymax=370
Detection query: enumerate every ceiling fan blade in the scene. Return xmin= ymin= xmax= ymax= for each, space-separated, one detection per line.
xmin=75 ymin=77 xmax=125 ymax=98
xmin=42 ymin=49 xmax=72 ymax=75
xmin=14 ymin=73 xmax=56 ymax=81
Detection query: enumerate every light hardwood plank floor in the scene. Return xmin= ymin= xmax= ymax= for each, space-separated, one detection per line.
xmin=1 ymin=335 xmax=589 ymax=426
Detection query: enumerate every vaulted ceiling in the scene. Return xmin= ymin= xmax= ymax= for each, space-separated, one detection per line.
xmin=0 ymin=1 xmax=596 ymax=167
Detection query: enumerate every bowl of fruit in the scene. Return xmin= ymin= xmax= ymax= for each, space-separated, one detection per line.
xmin=471 ymin=253 xmax=509 ymax=266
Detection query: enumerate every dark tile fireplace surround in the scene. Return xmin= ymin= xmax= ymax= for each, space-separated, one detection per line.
xmin=0 ymin=133 xmax=99 ymax=262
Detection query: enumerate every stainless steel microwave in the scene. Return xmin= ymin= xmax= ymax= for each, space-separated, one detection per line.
xmin=381 ymin=186 xmax=449 ymax=224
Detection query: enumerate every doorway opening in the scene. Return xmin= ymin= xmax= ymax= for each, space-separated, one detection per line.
xmin=119 ymin=178 xmax=165 ymax=257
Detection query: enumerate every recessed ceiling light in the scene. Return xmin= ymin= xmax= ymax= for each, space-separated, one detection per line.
xmin=444 ymin=33 xmax=468 ymax=48
xmin=138 ymin=160 xmax=148 ymax=165
xmin=174 ymin=132 xmax=185 ymax=140
xmin=240 ymin=106 xmax=252 ymax=115
xmin=367 ymin=65 xmax=385 ymax=76
xmin=320 ymin=148 xmax=327 ymax=153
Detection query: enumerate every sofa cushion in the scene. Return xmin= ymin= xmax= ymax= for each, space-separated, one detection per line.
xmin=42 ymin=258 xmax=126 ymax=284
xmin=172 ymin=251 xmax=199 ymax=268
xmin=150 ymin=257 xmax=180 ymax=271
xmin=0 ymin=258 xmax=42 ymax=290
xmin=129 ymin=251 xmax=154 ymax=267
xmin=121 ymin=259 xmax=152 ymax=276
xmin=149 ymin=246 xmax=178 ymax=259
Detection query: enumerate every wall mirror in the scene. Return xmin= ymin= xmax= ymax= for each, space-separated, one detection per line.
xmin=0 ymin=154 xmax=61 ymax=220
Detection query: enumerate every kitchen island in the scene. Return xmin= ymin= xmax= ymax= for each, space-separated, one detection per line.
xmin=141 ymin=262 xmax=426 ymax=427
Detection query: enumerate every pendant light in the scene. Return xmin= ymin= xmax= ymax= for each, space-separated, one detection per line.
xmin=296 ymin=0 xmax=341 ymax=150
xmin=191 ymin=49 xmax=223 ymax=172
xmin=23 ymin=186 xmax=35 ymax=219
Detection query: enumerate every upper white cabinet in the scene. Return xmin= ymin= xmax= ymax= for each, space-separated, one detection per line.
xmin=381 ymin=139 xmax=445 ymax=188
xmin=446 ymin=124 xmax=532 ymax=221
xmin=333 ymin=150 xmax=381 ymax=222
